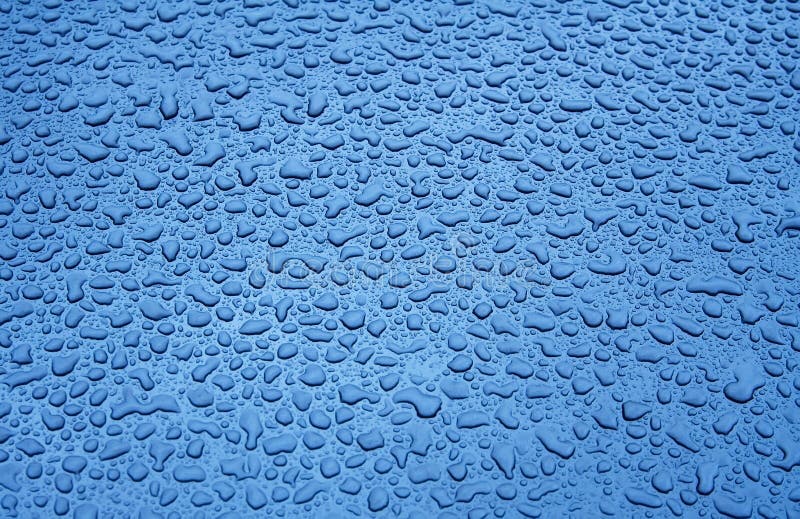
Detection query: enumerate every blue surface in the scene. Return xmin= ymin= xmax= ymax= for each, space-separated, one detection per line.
xmin=1 ymin=0 xmax=800 ymax=517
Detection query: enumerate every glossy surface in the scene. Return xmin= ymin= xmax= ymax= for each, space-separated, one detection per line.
xmin=1 ymin=0 xmax=800 ymax=517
